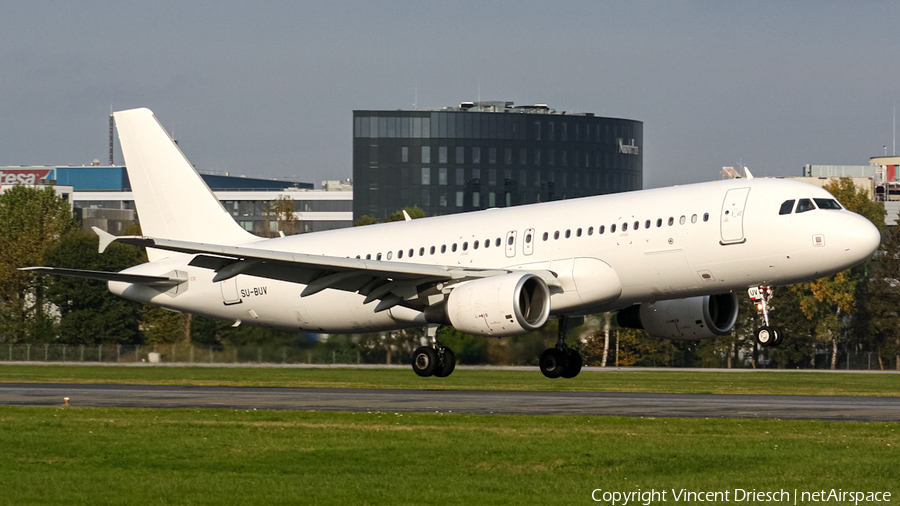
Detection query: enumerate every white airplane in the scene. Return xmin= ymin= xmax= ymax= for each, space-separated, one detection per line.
xmin=24 ymin=108 xmax=881 ymax=378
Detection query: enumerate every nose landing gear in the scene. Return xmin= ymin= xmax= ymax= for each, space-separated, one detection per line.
xmin=750 ymin=286 xmax=783 ymax=347
xmin=539 ymin=316 xmax=583 ymax=379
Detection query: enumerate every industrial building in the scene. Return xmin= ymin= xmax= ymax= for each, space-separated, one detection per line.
xmin=352 ymin=101 xmax=643 ymax=221
xmin=0 ymin=165 xmax=352 ymax=235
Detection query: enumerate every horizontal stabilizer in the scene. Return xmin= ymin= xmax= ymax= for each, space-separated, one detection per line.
xmin=19 ymin=266 xmax=184 ymax=287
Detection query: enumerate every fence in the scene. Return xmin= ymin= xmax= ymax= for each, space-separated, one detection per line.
xmin=1 ymin=343 xmax=897 ymax=370
xmin=1 ymin=343 xmax=375 ymax=365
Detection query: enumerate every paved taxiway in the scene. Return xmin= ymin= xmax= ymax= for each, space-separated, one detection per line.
xmin=1 ymin=383 xmax=899 ymax=421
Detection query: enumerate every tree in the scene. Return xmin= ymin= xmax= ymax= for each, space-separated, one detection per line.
xmin=766 ymin=286 xmax=816 ymax=368
xmin=263 ymin=196 xmax=300 ymax=237
xmin=387 ymin=206 xmax=426 ymax=222
xmin=354 ymin=206 xmax=426 ymax=227
xmin=0 ymin=186 xmax=76 ymax=342
xmin=867 ymin=225 xmax=900 ymax=369
xmin=42 ymin=232 xmax=145 ymax=344
xmin=141 ymin=306 xmax=189 ymax=345
xmin=353 ymin=215 xmax=378 ymax=227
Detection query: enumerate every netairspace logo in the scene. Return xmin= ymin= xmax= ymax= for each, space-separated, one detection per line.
xmin=591 ymin=488 xmax=893 ymax=505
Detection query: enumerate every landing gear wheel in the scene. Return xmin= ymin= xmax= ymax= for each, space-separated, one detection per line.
xmin=539 ymin=348 xmax=567 ymax=378
xmin=412 ymin=346 xmax=439 ymax=377
xmin=772 ymin=327 xmax=784 ymax=347
xmin=756 ymin=326 xmax=775 ymax=347
xmin=433 ymin=348 xmax=456 ymax=378
xmin=560 ymin=349 xmax=582 ymax=379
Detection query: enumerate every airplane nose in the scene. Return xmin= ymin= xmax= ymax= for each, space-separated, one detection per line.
xmin=841 ymin=214 xmax=881 ymax=262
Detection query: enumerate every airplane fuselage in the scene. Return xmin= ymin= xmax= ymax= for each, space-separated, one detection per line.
xmin=112 ymin=177 xmax=878 ymax=334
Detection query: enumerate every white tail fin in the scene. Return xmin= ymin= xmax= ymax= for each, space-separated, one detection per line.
xmin=113 ymin=108 xmax=255 ymax=260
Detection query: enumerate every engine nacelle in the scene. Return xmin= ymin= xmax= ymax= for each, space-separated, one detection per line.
xmin=425 ymin=273 xmax=551 ymax=337
xmin=616 ymin=293 xmax=739 ymax=340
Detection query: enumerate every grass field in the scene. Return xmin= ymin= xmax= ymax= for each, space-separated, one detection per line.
xmin=1 ymin=364 xmax=900 ymax=397
xmin=0 ymin=405 xmax=896 ymax=505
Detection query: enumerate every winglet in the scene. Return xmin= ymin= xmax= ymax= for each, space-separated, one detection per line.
xmin=744 ymin=167 xmax=754 ymax=179
xmin=93 ymin=227 xmax=117 ymax=253
xmin=402 ymin=210 xmax=412 ymax=222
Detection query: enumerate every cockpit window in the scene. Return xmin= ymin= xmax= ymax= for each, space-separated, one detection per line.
xmin=813 ymin=198 xmax=842 ymax=210
xmin=779 ymin=200 xmax=795 ymax=215
xmin=796 ymin=198 xmax=816 ymax=213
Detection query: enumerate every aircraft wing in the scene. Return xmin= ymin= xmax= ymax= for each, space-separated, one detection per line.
xmin=98 ymin=232 xmax=561 ymax=311
xmin=18 ymin=266 xmax=184 ymax=287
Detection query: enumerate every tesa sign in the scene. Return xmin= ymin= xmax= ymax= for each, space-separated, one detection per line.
xmin=0 ymin=169 xmax=52 ymax=185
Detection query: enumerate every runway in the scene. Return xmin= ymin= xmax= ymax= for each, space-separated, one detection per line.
xmin=1 ymin=382 xmax=899 ymax=421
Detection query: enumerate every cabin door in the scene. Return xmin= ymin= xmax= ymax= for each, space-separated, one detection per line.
xmin=720 ymin=188 xmax=750 ymax=245
xmin=220 ymin=278 xmax=242 ymax=306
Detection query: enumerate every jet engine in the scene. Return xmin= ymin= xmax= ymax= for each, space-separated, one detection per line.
xmin=616 ymin=293 xmax=739 ymax=340
xmin=425 ymin=273 xmax=550 ymax=337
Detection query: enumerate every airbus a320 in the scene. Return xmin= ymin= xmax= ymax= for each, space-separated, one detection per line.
xmin=24 ymin=108 xmax=881 ymax=378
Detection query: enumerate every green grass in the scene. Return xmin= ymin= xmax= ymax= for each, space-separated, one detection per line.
xmin=0 ymin=405 xmax=896 ymax=505
xmin=1 ymin=364 xmax=900 ymax=396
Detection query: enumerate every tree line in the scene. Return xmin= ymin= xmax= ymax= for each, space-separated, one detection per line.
xmin=1 ymin=180 xmax=898 ymax=369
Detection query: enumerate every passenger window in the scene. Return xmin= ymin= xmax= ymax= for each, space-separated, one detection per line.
xmin=645 ymin=220 xmax=651 ymax=229
xmin=474 ymin=240 xmax=479 ymax=249
xmin=691 ymin=214 xmax=697 ymax=224
xmin=796 ymin=199 xmax=816 ymax=213
xmin=668 ymin=217 xmax=674 ymax=226
xmin=565 ymin=229 xmax=571 ymax=238
xmin=356 ymin=255 xmax=361 ymax=259
xmin=703 ymin=213 xmax=709 ymax=222
xmin=452 ymin=243 xmax=458 ymax=252
xmin=525 ymin=234 xmax=532 ymax=243
xmin=656 ymin=218 xmax=662 ymax=227
xmin=588 ymin=226 xmax=594 ymax=236
xmin=376 ymin=253 xmax=382 ymax=260
xmin=484 ymin=239 xmax=490 ymax=248
xmin=430 ymin=246 xmax=435 ymax=255
xmin=622 ymin=222 xmax=628 ymax=232
xmin=679 ymin=216 xmax=686 ymax=225
xmin=495 ymin=238 xmax=502 ymax=247
xmin=611 ymin=224 xmax=616 ymax=233
xmin=814 ymin=198 xmax=842 ymax=210
xmin=576 ymin=228 xmax=582 ymax=237
xmin=599 ymin=225 xmax=605 ymax=234
xmin=507 ymin=236 xmax=514 ymax=245
xmin=633 ymin=221 xmax=639 ymax=230
xmin=387 ymin=252 xmax=392 ymax=260
xmin=462 ymin=242 xmax=468 ymax=251
xmin=779 ymin=200 xmax=795 ymax=215
xmin=408 ymin=249 xmax=413 ymax=257
xmin=397 ymin=250 xmax=403 ymax=259
xmin=441 ymin=245 xmax=446 ymax=253
xmin=366 ymin=254 xmax=371 ymax=260
xmin=543 ymin=232 xmax=549 ymax=241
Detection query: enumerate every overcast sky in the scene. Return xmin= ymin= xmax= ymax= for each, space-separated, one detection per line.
xmin=1 ymin=1 xmax=897 ymax=188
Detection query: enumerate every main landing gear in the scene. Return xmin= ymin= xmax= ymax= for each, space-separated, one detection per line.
xmin=411 ymin=324 xmax=456 ymax=378
xmin=750 ymin=286 xmax=783 ymax=347
xmin=539 ymin=316 xmax=583 ymax=379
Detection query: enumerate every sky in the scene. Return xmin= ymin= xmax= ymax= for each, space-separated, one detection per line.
xmin=0 ymin=1 xmax=897 ymax=189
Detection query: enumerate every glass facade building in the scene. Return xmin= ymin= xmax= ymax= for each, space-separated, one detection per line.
xmin=353 ymin=101 xmax=642 ymax=221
